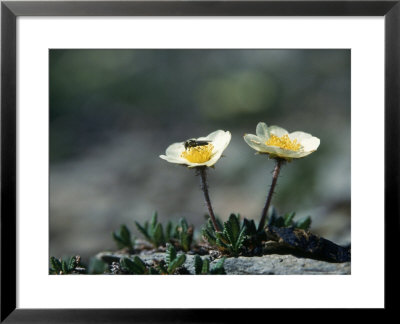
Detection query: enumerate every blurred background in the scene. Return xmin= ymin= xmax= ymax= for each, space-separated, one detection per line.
xmin=50 ymin=49 xmax=351 ymax=260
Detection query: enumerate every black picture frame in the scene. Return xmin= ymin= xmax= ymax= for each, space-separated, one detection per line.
xmin=1 ymin=0 xmax=398 ymax=321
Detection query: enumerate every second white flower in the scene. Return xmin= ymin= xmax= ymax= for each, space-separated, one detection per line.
xmin=244 ymin=122 xmax=320 ymax=160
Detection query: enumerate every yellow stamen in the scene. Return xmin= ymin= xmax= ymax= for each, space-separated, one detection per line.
xmin=266 ymin=134 xmax=301 ymax=151
xmin=181 ymin=143 xmax=214 ymax=163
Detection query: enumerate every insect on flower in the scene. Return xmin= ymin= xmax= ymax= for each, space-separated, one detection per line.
xmin=160 ymin=130 xmax=231 ymax=168
xmin=184 ymin=139 xmax=211 ymax=150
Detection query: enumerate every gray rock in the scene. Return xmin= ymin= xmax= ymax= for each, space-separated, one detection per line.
xmin=96 ymin=251 xmax=350 ymax=275
xmin=221 ymin=254 xmax=350 ymax=275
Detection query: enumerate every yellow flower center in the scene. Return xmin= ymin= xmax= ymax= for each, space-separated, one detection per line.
xmin=266 ymin=134 xmax=301 ymax=151
xmin=181 ymin=143 xmax=214 ymax=163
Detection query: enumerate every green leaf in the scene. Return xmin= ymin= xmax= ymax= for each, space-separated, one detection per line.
xmin=61 ymin=260 xmax=69 ymax=274
xmin=165 ymin=243 xmax=177 ymax=265
xmin=120 ymin=257 xmax=146 ymax=274
xmin=50 ymin=256 xmax=62 ymax=274
xmin=112 ymin=234 xmax=124 ymax=249
xmin=234 ymin=227 xmax=247 ymax=252
xmin=181 ymin=233 xmax=192 ymax=252
xmin=150 ymin=212 xmax=158 ymax=229
xmin=284 ymin=212 xmax=296 ymax=227
xmin=215 ymin=217 xmax=224 ymax=232
xmin=210 ymin=257 xmax=226 ymax=274
xmin=215 ymin=231 xmax=229 ymax=249
xmin=167 ymin=254 xmax=186 ymax=274
xmin=201 ymin=258 xmax=210 ymax=274
xmin=119 ymin=225 xmax=131 ymax=244
xmin=133 ymin=256 xmax=147 ymax=273
xmin=194 ymin=255 xmax=203 ymax=275
xmin=113 ymin=225 xmax=134 ymax=250
xmin=165 ymin=221 xmax=173 ymax=241
xmin=153 ymin=223 xmax=165 ymax=247
xmin=67 ymin=256 xmax=77 ymax=271
xmin=135 ymin=221 xmax=151 ymax=242
xmin=295 ymin=216 xmax=312 ymax=230
xmin=180 ymin=233 xmax=188 ymax=251
xmin=215 ymin=231 xmax=228 ymax=244
xmin=202 ymin=227 xmax=216 ymax=245
xmin=224 ymin=214 xmax=241 ymax=245
xmin=243 ymin=218 xmax=257 ymax=235
xmin=179 ymin=218 xmax=188 ymax=232
xmin=178 ymin=219 xmax=193 ymax=252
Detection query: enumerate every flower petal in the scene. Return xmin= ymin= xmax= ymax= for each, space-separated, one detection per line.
xmin=159 ymin=154 xmax=187 ymax=164
xmin=268 ymin=125 xmax=288 ymax=137
xmin=243 ymin=134 xmax=265 ymax=152
xmin=272 ymin=148 xmax=304 ymax=158
xmin=198 ymin=129 xmax=230 ymax=145
xmin=289 ymin=131 xmax=313 ymax=142
xmin=256 ymin=122 xmax=270 ymax=140
xmin=211 ymin=131 xmax=231 ymax=153
xmin=301 ymin=137 xmax=320 ymax=152
xmin=287 ymin=150 xmax=315 ymax=158
xmin=198 ymin=130 xmax=222 ymax=141
xmin=165 ymin=142 xmax=185 ymax=159
xmin=206 ymin=131 xmax=231 ymax=167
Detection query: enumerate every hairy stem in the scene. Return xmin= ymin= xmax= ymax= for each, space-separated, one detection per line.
xmin=197 ymin=167 xmax=221 ymax=232
xmin=258 ymin=158 xmax=284 ymax=231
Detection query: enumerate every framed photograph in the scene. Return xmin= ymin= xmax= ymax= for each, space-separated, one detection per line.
xmin=1 ymin=0 xmax=398 ymax=321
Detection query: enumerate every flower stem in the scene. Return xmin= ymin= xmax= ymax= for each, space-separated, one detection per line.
xmin=258 ymin=158 xmax=284 ymax=232
xmin=197 ymin=167 xmax=221 ymax=232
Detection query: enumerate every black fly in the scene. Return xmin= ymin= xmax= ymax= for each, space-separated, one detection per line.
xmin=184 ymin=139 xmax=211 ymax=150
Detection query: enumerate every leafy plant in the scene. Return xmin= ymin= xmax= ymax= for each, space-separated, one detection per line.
xmin=164 ymin=220 xmax=175 ymax=242
xmin=173 ymin=218 xmax=194 ymax=252
xmin=49 ymin=256 xmax=86 ymax=275
xmin=119 ymin=244 xmax=187 ymax=275
xmin=294 ymin=216 xmax=312 ymax=230
xmin=157 ymin=243 xmax=187 ymax=274
xmin=241 ymin=217 xmax=267 ymax=250
xmin=201 ymin=218 xmax=222 ymax=246
xmin=120 ymin=256 xmax=159 ymax=275
xmin=267 ymin=207 xmax=312 ymax=230
xmin=135 ymin=213 xmax=194 ymax=251
xmin=202 ymin=209 xmax=312 ymax=256
xmin=112 ymin=224 xmax=135 ymax=252
xmin=202 ymin=213 xmax=247 ymax=257
xmin=135 ymin=212 xmax=166 ymax=248
xmin=194 ymin=255 xmax=226 ymax=275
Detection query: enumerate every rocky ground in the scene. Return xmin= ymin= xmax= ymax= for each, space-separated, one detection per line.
xmin=96 ymin=251 xmax=351 ymax=275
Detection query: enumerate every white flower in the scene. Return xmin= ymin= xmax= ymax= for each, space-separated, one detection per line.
xmin=160 ymin=130 xmax=231 ymax=168
xmin=243 ymin=122 xmax=320 ymax=160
